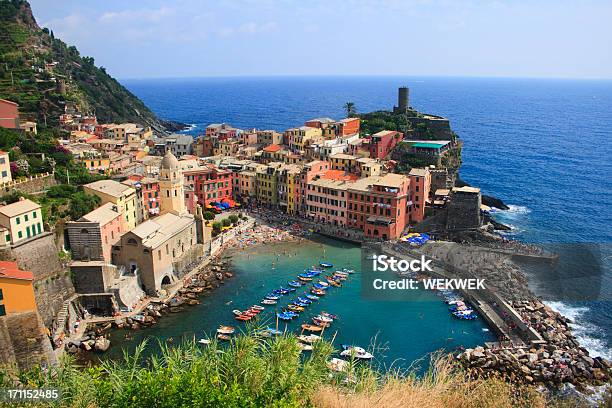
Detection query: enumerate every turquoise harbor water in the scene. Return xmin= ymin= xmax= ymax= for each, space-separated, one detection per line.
xmin=103 ymin=236 xmax=494 ymax=367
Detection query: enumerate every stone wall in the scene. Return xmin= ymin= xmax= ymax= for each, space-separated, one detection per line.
xmin=0 ymin=232 xmax=75 ymax=326
xmin=0 ymin=311 xmax=56 ymax=371
xmin=0 ymin=172 xmax=57 ymax=195
xmin=446 ymin=191 xmax=481 ymax=231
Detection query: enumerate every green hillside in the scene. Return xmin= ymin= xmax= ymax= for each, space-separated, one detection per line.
xmin=0 ymin=0 xmax=179 ymax=132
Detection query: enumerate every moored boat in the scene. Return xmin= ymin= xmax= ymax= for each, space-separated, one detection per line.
xmin=217 ymin=334 xmax=231 ymax=341
xmin=298 ymin=334 xmax=321 ymax=344
xmin=217 ymin=325 xmax=235 ymax=335
xmin=261 ymin=299 xmax=277 ymax=305
xmin=301 ymin=323 xmax=323 ymax=332
xmin=320 ymin=262 xmax=333 ymax=268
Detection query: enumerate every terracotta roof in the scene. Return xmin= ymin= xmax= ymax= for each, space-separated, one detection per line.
xmin=321 ymin=169 xmax=359 ymax=182
xmin=263 ymin=144 xmax=282 ymax=153
xmin=0 ymin=261 xmax=33 ymax=281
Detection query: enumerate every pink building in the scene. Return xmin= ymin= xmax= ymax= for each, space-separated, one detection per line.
xmin=0 ymin=99 xmax=19 ymax=129
xmin=408 ymin=168 xmax=431 ymax=223
xmin=369 ymin=130 xmax=403 ymax=159
xmin=305 ymin=178 xmax=350 ymax=226
xmin=141 ymin=177 xmax=161 ymax=217
xmin=66 ymin=202 xmax=124 ymax=262
xmin=296 ymin=160 xmax=330 ymax=214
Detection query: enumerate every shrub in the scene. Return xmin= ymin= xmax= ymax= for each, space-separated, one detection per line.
xmin=212 ymin=221 xmax=222 ymax=231
xmin=202 ymin=211 xmax=215 ymax=221
xmin=229 ymin=214 xmax=239 ymax=224
xmin=222 ymin=218 xmax=231 ymax=227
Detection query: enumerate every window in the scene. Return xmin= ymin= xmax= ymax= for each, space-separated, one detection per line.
xmin=18 ymin=231 xmax=22 ymax=239
xmin=0 ymin=304 xmax=5 ymax=317
xmin=4 ymin=234 xmax=9 ymax=242
xmin=33 ymin=211 xmax=37 ymax=218
xmin=15 ymin=217 xmax=20 ymax=225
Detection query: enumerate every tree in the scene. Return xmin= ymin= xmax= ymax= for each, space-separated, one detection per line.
xmin=229 ymin=214 xmax=239 ymax=225
xmin=222 ymin=218 xmax=231 ymax=227
xmin=203 ymin=211 xmax=215 ymax=221
xmin=68 ymin=192 xmax=100 ymax=220
xmin=344 ymin=102 xmax=356 ymax=117
xmin=212 ymin=221 xmax=222 ymax=232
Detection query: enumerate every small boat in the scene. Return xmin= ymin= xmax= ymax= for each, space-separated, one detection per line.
xmin=293 ymin=301 xmax=308 ymax=307
xmin=298 ymin=334 xmax=321 ymax=344
xmin=287 ymin=304 xmax=304 ymax=312
xmin=305 ymin=294 xmax=319 ymax=301
xmin=217 ymin=326 xmax=235 ymax=335
xmin=288 ymin=281 xmax=303 ymax=288
xmin=251 ymin=305 xmax=265 ymax=311
xmin=314 ymin=315 xmax=333 ymax=323
xmin=277 ymin=313 xmax=293 ymax=321
xmin=326 ymin=278 xmax=341 ymax=287
xmin=311 ymin=289 xmax=326 ymax=296
xmin=312 ymin=318 xmax=331 ymax=327
xmin=235 ymin=315 xmax=252 ymax=321
xmin=313 ymin=283 xmax=328 ymax=290
xmin=341 ymin=268 xmax=355 ymax=274
xmin=261 ymin=299 xmax=277 ymax=305
xmin=198 ymin=338 xmax=211 ymax=345
xmin=217 ymin=334 xmax=231 ymax=341
xmin=298 ymin=343 xmax=313 ymax=352
xmin=274 ymin=288 xmax=290 ymax=295
xmin=301 ymin=323 xmax=323 ymax=332
xmin=298 ymin=276 xmax=313 ymax=282
xmin=232 ymin=309 xmax=244 ymax=316
xmin=297 ymin=296 xmax=312 ymax=304
xmin=307 ymin=268 xmax=322 ymax=274
xmin=320 ymin=312 xmax=338 ymax=320
xmin=340 ymin=348 xmax=374 ymax=360
xmin=320 ymin=262 xmax=333 ymax=268
xmin=265 ymin=294 xmax=280 ymax=300
xmin=317 ymin=281 xmax=330 ymax=287
xmin=328 ymin=357 xmax=348 ymax=372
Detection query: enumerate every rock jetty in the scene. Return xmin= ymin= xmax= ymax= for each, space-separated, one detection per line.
xmin=457 ymin=300 xmax=611 ymax=387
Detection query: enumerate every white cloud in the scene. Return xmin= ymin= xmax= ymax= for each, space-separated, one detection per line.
xmin=217 ymin=21 xmax=277 ymax=37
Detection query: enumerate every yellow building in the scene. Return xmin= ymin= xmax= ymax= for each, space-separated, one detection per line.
xmin=0 ymin=151 xmax=11 ymax=184
xmin=285 ymin=126 xmax=322 ymax=153
xmin=284 ymin=166 xmax=301 ymax=215
xmin=219 ymin=140 xmax=240 ymax=156
xmin=83 ymin=180 xmax=138 ymax=230
xmin=0 ymin=261 xmax=36 ymax=315
xmin=0 ymin=198 xmax=44 ymax=246
xmin=80 ymin=156 xmax=111 ymax=175
xmin=329 ymin=153 xmax=357 ymax=172
xmin=256 ymin=162 xmax=283 ymax=207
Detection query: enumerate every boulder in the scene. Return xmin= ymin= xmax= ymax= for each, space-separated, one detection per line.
xmin=94 ymin=337 xmax=111 ymax=352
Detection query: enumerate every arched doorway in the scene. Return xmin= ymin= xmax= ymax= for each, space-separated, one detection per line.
xmin=161 ymin=275 xmax=171 ymax=285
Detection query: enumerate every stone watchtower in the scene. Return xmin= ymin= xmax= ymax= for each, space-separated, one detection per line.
xmin=393 ymin=86 xmax=410 ymax=114
xmin=159 ymin=150 xmax=187 ymax=216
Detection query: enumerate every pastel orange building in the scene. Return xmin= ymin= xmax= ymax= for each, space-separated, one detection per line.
xmin=0 ymin=261 xmax=36 ymax=316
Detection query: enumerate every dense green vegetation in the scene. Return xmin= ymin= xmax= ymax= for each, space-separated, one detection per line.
xmin=0 ymin=331 xmax=580 ymax=408
xmin=0 ymin=0 xmax=166 ymax=129
xmin=357 ymin=110 xmax=411 ymax=136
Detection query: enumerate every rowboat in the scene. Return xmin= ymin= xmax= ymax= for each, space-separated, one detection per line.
xmin=261 ymin=299 xmax=277 ymax=305
xmin=298 ymin=276 xmax=313 ymax=282
xmin=317 ymin=281 xmax=330 ymax=287
xmin=311 ymin=289 xmax=326 ymax=296
xmin=281 ymin=286 xmax=296 ymax=293
xmin=251 ymin=305 xmax=265 ymax=311
xmin=312 ymin=318 xmax=330 ymax=327
xmin=288 ymin=281 xmax=303 ymax=288
xmin=341 ymin=268 xmax=355 ymax=274
xmin=298 ymin=334 xmax=321 ymax=344
xmin=217 ymin=325 xmax=236 ymax=335
xmin=301 ymin=323 xmax=323 ymax=332
xmin=297 ymin=296 xmax=312 ymax=304
xmin=198 ymin=338 xmax=211 ymax=345
xmin=293 ymin=301 xmax=308 ymax=307
xmin=265 ymin=294 xmax=280 ymax=300
xmin=328 ymin=358 xmax=348 ymax=372
xmin=235 ymin=314 xmax=252 ymax=321
xmin=305 ymin=294 xmax=319 ymax=301
xmin=313 ymin=283 xmax=328 ymax=290
xmin=277 ymin=313 xmax=293 ymax=321
xmin=287 ymin=304 xmax=304 ymax=312
xmin=217 ymin=334 xmax=231 ymax=341
xmin=232 ymin=309 xmax=244 ymax=316
xmin=298 ymin=343 xmax=313 ymax=352
xmin=320 ymin=311 xmax=338 ymax=320
xmin=326 ymin=278 xmax=341 ymax=287
xmin=340 ymin=348 xmax=374 ymax=360
xmin=315 ymin=314 xmax=333 ymax=323
xmin=320 ymin=262 xmax=333 ymax=268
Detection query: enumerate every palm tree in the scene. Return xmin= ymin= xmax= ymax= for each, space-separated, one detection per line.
xmin=344 ymin=102 xmax=356 ymax=117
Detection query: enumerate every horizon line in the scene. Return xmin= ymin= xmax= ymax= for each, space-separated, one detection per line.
xmin=117 ymin=73 xmax=612 ymax=82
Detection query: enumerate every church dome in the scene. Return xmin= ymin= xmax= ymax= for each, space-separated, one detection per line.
xmin=160 ymin=150 xmax=180 ymax=170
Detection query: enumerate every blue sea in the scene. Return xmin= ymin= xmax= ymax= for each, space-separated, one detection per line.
xmin=123 ymin=76 xmax=612 ymax=360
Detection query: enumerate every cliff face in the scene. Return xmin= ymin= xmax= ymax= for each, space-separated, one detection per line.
xmin=0 ymin=0 xmax=180 ymax=132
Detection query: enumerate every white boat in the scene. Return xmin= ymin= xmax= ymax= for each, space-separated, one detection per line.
xmin=317 ymin=281 xmax=329 ymax=287
xmin=298 ymin=343 xmax=313 ymax=352
xmin=198 ymin=339 xmax=211 ymax=345
xmin=261 ymin=299 xmax=277 ymax=305
xmin=314 ymin=315 xmax=333 ymax=323
xmin=217 ymin=325 xmax=236 ymax=335
xmin=297 ymin=334 xmax=321 ymax=344
xmin=340 ymin=348 xmax=374 ymax=360
xmin=328 ymin=357 xmax=348 ymax=372
xmin=251 ymin=305 xmax=265 ymax=310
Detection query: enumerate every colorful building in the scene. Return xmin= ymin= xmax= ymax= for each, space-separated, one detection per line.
xmin=66 ymin=202 xmax=124 ymax=262
xmin=0 ymin=99 xmax=19 ymax=129
xmin=256 ymin=162 xmax=283 ymax=207
xmin=83 ymin=180 xmax=138 ymax=230
xmin=408 ymin=168 xmax=431 ymax=223
xmin=305 ymin=178 xmax=350 ymax=226
xmin=285 ymin=126 xmax=323 ymax=153
xmin=257 ymin=130 xmax=284 ymax=146
xmin=347 ymin=173 xmax=410 ymax=240
xmin=369 ymin=130 xmax=403 ymax=159
xmin=0 ymin=198 xmax=44 ymax=246
xmin=0 ymin=262 xmax=36 ymax=315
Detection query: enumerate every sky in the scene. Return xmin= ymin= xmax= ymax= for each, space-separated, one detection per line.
xmin=29 ymin=0 xmax=612 ymax=80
